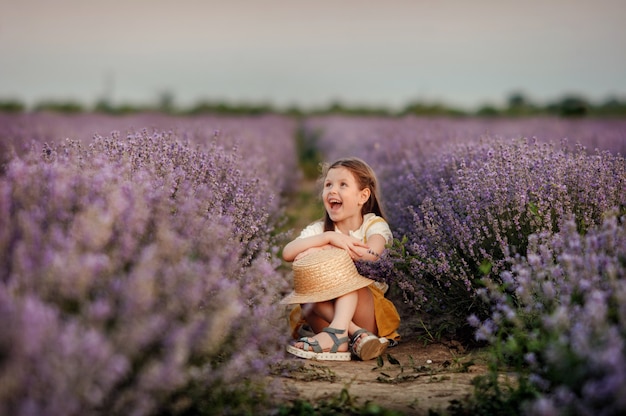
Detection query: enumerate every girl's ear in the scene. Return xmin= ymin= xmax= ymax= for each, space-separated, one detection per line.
xmin=359 ymin=187 xmax=371 ymax=205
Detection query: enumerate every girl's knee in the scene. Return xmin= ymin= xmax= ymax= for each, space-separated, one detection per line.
xmin=353 ymin=287 xmax=377 ymax=331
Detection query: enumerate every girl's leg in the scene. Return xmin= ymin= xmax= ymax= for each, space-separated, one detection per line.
xmin=350 ymin=286 xmax=377 ymax=334
xmin=294 ymin=287 xmax=377 ymax=351
xmin=301 ymin=302 xmax=332 ymax=333
xmin=349 ymin=287 xmax=386 ymax=357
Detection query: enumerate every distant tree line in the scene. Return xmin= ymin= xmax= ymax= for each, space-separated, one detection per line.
xmin=1 ymin=92 xmax=625 ymax=117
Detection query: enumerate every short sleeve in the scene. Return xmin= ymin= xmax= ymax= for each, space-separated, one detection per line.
xmin=365 ymin=217 xmax=393 ymax=244
xmin=350 ymin=213 xmax=393 ymax=244
xmin=297 ymin=221 xmax=324 ymax=239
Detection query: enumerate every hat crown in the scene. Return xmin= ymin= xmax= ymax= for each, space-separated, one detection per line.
xmin=281 ymin=248 xmax=374 ymax=304
xmin=293 ymin=248 xmax=357 ymax=292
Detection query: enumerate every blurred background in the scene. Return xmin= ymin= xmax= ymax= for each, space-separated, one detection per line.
xmin=1 ymin=0 xmax=625 ymax=115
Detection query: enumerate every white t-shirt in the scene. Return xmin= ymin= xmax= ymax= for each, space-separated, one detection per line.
xmin=297 ymin=213 xmax=393 ymax=244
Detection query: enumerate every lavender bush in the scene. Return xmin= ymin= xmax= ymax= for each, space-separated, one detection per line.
xmin=0 ymin=113 xmax=299 ymax=194
xmin=465 ymin=213 xmax=626 ymax=416
xmin=308 ymin=115 xmax=626 ymax=413
xmin=304 ymin=116 xmax=626 ymax=163
xmin=0 ymin=122 xmax=295 ymax=415
xmin=391 ymin=139 xmax=623 ymax=330
xmin=305 ymin=116 xmax=626 ymax=339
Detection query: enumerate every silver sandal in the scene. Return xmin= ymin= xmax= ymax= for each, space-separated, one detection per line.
xmin=350 ymin=328 xmax=389 ymax=361
xmin=286 ymin=327 xmax=351 ymax=361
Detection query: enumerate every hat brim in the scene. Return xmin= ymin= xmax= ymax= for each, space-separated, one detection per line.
xmin=280 ymin=275 xmax=374 ymax=305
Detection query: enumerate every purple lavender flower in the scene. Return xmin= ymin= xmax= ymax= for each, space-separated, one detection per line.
xmin=0 ymin=114 xmax=297 ymax=415
xmin=474 ymin=213 xmax=626 ymax=414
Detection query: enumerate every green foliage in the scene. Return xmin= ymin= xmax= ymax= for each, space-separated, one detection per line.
xmin=6 ymin=91 xmax=626 ymax=116
xmin=186 ymin=100 xmax=275 ymax=116
xmin=401 ymin=101 xmax=465 ymax=117
xmin=445 ymin=372 xmax=538 ymax=416
xmin=0 ymin=99 xmax=25 ymax=113
xmin=546 ymin=94 xmax=589 ymax=117
xmin=276 ymin=388 xmax=403 ymax=416
xmin=475 ymin=105 xmax=499 ymax=117
xmin=597 ymin=96 xmax=626 ymax=116
xmin=34 ymin=100 xmax=85 ymax=113
xmin=295 ymin=123 xmax=324 ymax=180
xmin=170 ymin=380 xmax=272 ymax=416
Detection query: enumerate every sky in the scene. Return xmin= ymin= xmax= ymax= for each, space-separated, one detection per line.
xmin=1 ymin=0 xmax=625 ymax=111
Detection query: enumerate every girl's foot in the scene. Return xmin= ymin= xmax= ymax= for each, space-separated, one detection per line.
xmin=292 ymin=328 xmax=349 ymax=352
xmin=350 ymin=329 xmax=388 ymax=361
xmin=287 ymin=327 xmax=351 ymax=361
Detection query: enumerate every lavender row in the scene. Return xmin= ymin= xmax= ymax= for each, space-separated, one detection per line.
xmin=304 ymin=115 xmax=625 ymax=216
xmin=0 ymin=117 xmax=297 ymax=415
xmin=308 ymin=116 xmax=625 ymax=328
xmin=470 ymin=214 xmax=625 ymax=415
xmin=312 ymin=115 xmax=626 ymax=412
xmin=0 ymin=113 xmax=299 ymax=194
xmin=304 ymin=115 xmax=626 ymax=163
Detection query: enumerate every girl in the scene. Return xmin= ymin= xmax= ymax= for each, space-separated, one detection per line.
xmin=283 ymin=157 xmax=400 ymax=360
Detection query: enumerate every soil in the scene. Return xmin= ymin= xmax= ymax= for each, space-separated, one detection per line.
xmin=269 ymin=332 xmax=489 ymax=415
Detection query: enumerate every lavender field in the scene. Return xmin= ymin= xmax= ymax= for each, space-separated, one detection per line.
xmin=0 ymin=113 xmax=298 ymax=415
xmin=1 ymin=113 xmax=625 ymax=415
xmin=306 ymin=115 xmax=626 ymax=415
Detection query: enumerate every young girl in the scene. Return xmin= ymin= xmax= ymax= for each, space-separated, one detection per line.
xmin=282 ymin=157 xmax=401 ymax=361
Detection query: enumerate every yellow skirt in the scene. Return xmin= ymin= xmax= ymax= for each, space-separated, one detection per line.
xmin=288 ymin=284 xmax=401 ymax=341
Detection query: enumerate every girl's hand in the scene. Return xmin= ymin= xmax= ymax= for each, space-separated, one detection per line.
xmin=325 ymin=232 xmax=369 ymax=260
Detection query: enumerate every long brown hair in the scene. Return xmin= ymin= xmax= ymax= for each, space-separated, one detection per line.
xmin=320 ymin=157 xmax=387 ymax=232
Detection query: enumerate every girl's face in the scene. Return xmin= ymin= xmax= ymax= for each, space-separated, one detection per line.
xmin=322 ymin=167 xmax=371 ymax=226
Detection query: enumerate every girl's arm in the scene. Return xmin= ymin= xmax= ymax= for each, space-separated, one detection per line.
xmin=282 ymin=233 xmax=330 ymax=262
xmin=350 ymin=233 xmax=387 ymax=261
xmin=282 ymin=231 xmax=368 ymax=262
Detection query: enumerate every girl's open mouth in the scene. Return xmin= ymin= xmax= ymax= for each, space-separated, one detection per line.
xmin=328 ymin=198 xmax=342 ymax=210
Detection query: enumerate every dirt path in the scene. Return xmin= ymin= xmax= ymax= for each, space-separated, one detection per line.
xmin=270 ymin=333 xmax=487 ymax=415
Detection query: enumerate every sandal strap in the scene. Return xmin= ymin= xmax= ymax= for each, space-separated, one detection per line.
xmin=350 ymin=328 xmax=378 ymax=356
xmin=297 ymin=337 xmax=323 ymax=353
xmin=321 ymin=327 xmax=349 ymax=353
xmin=350 ymin=328 xmax=373 ymax=345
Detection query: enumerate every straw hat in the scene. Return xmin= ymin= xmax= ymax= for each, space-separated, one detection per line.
xmin=280 ymin=248 xmax=374 ymax=305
